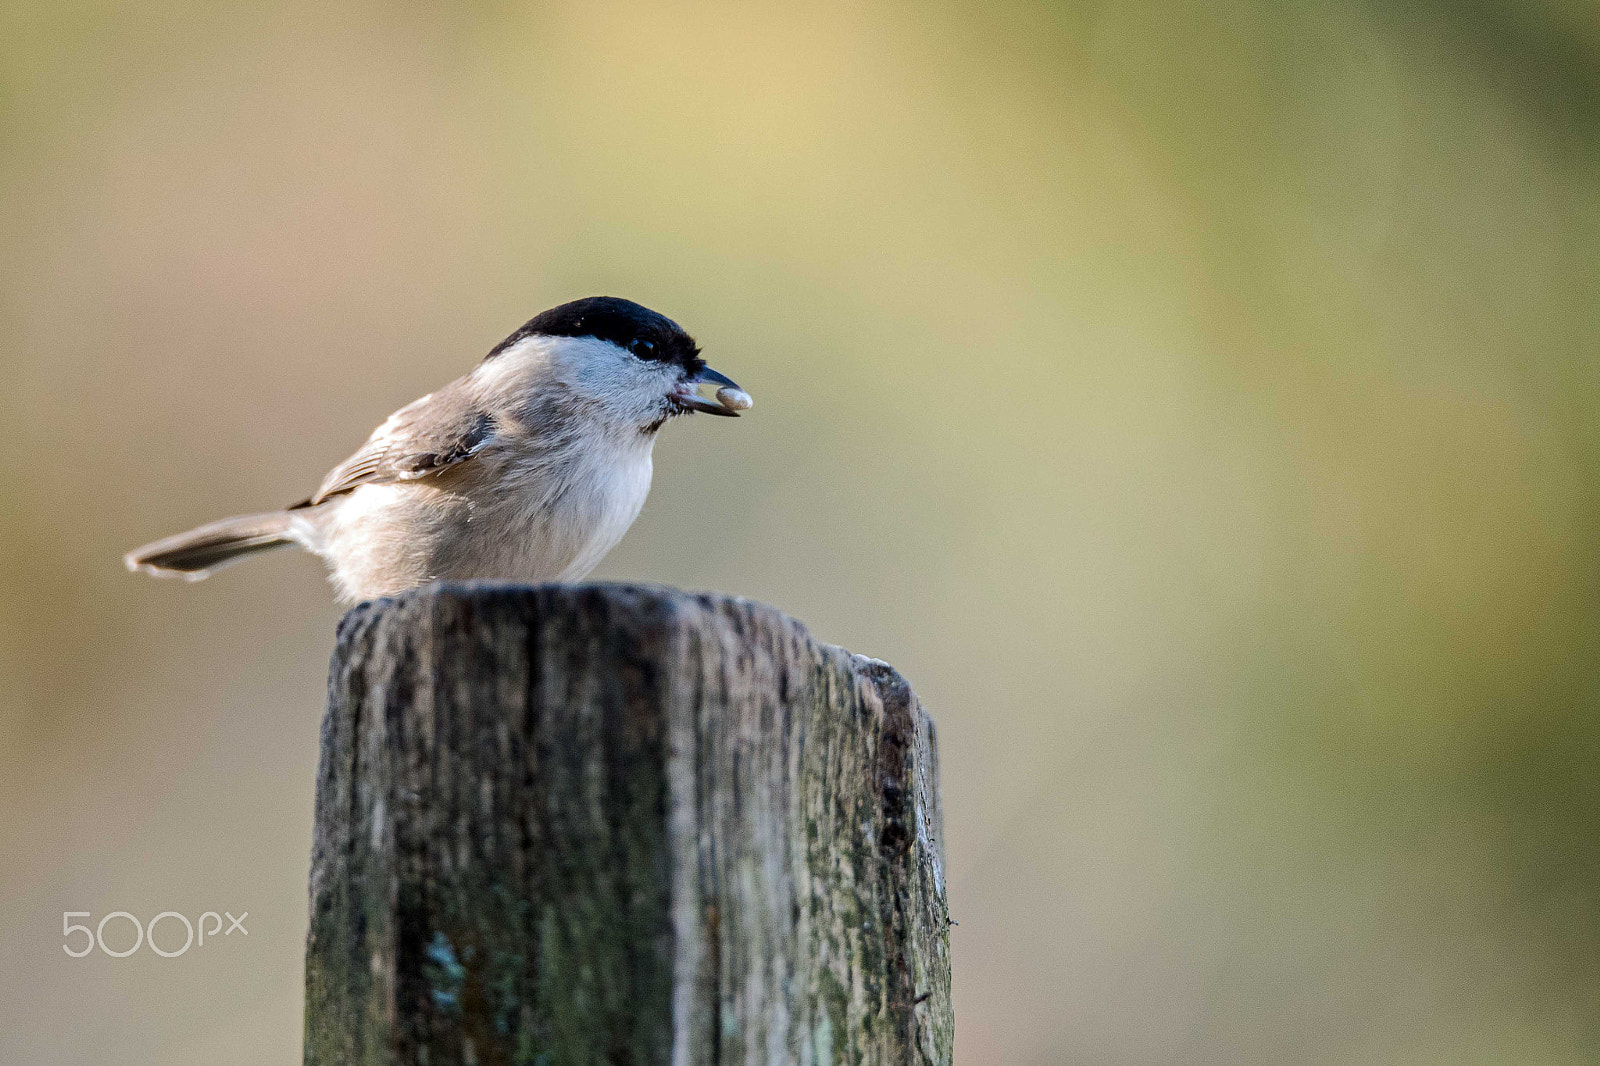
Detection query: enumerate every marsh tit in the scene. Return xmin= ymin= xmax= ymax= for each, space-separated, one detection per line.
xmin=125 ymin=297 xmax=753 ymax=604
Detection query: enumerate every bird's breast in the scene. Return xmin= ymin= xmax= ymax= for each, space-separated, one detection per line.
xmin=463 ymin=432 xmax=656 ymax=583
xmin=311 ymin=429 xmax=657 ymax=599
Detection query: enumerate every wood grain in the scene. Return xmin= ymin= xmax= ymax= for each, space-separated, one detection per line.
xmin=304 ymin=582 xmax=951 ymax=1065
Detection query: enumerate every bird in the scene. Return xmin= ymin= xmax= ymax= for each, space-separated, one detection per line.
xmin=125 ymin=296 xmax=753 ymax=604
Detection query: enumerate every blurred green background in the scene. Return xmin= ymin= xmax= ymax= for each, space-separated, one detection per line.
xmin=2 ymin=0 xmax=1598 ymax=1062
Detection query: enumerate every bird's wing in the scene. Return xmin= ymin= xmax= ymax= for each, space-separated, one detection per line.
xmin=291 ymin=387 xmax=497 ymax=509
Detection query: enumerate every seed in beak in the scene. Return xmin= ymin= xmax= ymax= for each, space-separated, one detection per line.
xmin=716 ymin=386 xmax=753 ymax=411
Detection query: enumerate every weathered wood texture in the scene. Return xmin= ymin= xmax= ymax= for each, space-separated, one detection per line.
xmin=305 ymin=583 xmax=951 ymax=1065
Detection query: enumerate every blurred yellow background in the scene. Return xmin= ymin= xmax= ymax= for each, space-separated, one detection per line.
xmin=2 ymin=0 xmax=1598 ymax=1062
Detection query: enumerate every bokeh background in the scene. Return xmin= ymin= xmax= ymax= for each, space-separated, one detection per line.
xmin=2 ymin=1 xmax=1598 ymax=1062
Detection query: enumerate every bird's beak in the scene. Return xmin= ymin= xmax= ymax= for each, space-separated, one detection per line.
xmin=674 ymin=366 xmax=752 ymax=416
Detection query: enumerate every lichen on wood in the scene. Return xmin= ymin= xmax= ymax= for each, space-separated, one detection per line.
xmin=304 ymin=582 xmax=951 ymax=1065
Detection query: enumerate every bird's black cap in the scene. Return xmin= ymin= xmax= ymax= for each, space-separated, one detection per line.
xmin=487 ymin=296 xmax=704 ymax=373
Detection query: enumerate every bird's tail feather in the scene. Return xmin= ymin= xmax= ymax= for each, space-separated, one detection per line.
xmin=125 ymin=511 xmax=296 ymax=580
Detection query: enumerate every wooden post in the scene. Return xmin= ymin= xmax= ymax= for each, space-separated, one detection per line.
xmin=304 ymin=583 xmax=952 ymax=1065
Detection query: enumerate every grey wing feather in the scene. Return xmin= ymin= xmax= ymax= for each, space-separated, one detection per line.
xmin=291 ymin=387 xmax=497 ymax=509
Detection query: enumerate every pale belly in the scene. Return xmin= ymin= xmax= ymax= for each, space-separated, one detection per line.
xmin=303 ymin=446 xmax=655 ymax=604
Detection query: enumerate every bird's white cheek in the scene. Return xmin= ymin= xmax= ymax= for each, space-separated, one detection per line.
xmin=567 ymin=348 xmax=679 ymax=422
